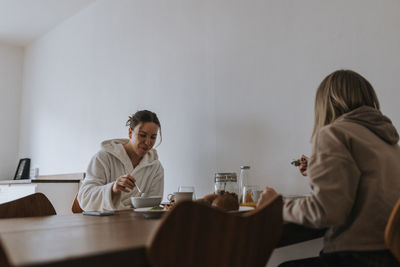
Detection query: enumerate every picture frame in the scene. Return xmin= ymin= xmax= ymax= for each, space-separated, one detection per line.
xmin=14 ymin=158 xmax=31 ymax=180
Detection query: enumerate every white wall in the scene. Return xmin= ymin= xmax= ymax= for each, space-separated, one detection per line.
xmin=21 ymin=0 xmax=217 ymax=195
xmin=212 ymin=0 xmax=400 ymax=195
xmin=0 ymin=42 xmax=23 ymax=179
xmin=19 ymin=0 xmax=400 ymax=265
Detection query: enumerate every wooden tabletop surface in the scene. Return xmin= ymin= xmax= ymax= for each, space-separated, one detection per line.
xmin=0 ymin=209 xmax=326 ymax=267
xmin=0 ymin=211 xmax=161 ymax=267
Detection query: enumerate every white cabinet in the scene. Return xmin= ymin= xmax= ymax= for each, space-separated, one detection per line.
xmin=0 ymin=183 xmax=37 ymax=204
xmin=0 ymin=173 xmax=84 ymax=215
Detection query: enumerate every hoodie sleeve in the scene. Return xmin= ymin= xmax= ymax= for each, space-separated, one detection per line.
xmin=77 ymin=151 xmax=120 ymax=211
xmin=283 ymin=125 xmax=361 ymax=228
xmin=147 ymin=162 xmax=164 ymax=197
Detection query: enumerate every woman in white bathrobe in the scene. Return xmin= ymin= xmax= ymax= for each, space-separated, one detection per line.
xmin=78 ymin=110 xmax=164 ymax=211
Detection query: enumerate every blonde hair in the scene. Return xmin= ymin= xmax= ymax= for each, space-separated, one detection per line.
xmin=312 ymin=70 xmax=380 ymax=138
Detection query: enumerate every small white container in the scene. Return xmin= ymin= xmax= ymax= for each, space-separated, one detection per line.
xmin=131 ymin=196 xmax=162 ymax=208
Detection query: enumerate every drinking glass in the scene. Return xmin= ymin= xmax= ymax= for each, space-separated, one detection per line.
xmin=178 ymin=186 xmax=196 ymax=200
xmin=242 ymin=185 xmax=262 ymax=206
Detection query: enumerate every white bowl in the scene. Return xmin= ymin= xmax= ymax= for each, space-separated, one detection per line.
xmin=131 ymin=196 xmax=162 ymax=208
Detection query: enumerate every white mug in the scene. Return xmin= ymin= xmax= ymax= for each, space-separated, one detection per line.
xmin=168 ymin=192 xmax=193 ymax=203
xmin=178 ymin=186 xmax=196 ymax=200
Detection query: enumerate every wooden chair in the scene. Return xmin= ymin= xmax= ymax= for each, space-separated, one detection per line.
xmin=385 ymin=197 xmax=400 ymax=262
xmin=0 ymin=192 xmax=56 ymax=219
xmin=147 ymin=195 xmax=283 ymax=267
xmin=72 ymin=194 xmax=84 ymax=213
xmin=71 ymin=173 xmax=86 ymax=213
xmin=0 ymin=239 xmax=11 ymax=267
xmin=0 ymin=193 xmax=56 ymax=266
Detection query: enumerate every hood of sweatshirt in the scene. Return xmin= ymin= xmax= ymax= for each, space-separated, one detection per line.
xmin=337 ymin=106 xmax=399 ymax=145
xmin=100 ymin=139 xmax=159 ymax=170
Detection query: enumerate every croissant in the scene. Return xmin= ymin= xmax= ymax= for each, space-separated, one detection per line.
xmin=211 ymin=192 xmax=239 ymax=212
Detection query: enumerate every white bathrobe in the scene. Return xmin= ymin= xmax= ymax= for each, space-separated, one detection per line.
xmin=77 ymin=139 xmax=164 ymax=211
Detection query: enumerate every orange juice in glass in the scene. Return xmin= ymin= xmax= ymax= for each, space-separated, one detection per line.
xmin=241 ymin=185 xmax=262 ymax=208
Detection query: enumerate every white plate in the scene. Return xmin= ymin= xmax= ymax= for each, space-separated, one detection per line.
xmin=134 ymin=207 xmax=167 ymax=219
xmin=228 ymin=206 xmax=254 ymax=213
xmin=134 ymin=205 xmax=254 ymax=213
xmin=134 ymin=205 xmax=254 ymax=218
xmin=238 ymin=206 xmax=254 ymax=212
xmin=134 ymin=207 xmax=166 ymax=212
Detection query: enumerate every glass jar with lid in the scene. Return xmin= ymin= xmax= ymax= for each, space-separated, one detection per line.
xmin=214 ymin=172 xmax=239 ymax=203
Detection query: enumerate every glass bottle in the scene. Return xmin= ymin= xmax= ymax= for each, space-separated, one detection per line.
xmin=239 ymin=166 xmax=250 ymax=204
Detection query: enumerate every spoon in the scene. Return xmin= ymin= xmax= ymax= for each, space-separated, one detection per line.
xmin=136 ymin=184 xmax=148 ymax=197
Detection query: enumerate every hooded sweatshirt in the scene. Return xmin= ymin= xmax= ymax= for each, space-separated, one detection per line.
xmin=77 ymin=139 xmax=164 ymax=211
xmin=284 ymin=106 xmax=400 ymax=253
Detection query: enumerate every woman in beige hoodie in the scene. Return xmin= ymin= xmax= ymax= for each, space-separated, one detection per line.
xmin=78 ymin=110 xmax=164 ymax=211
xmin=259 ymin=70 xmax=400 ymax=266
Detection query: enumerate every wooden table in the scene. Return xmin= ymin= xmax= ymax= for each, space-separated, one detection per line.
xmin=0 ymin=210 xmax=326 ymax=267
xmin=0 ymin=211 xmax=160 ymax=267
xmin=277 ymin=223 xmax=326 ymax=247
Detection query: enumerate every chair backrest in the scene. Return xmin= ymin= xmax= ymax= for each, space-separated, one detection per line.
xmin=147 ymin=195 xmax=283 ymax=267
xmin=0 ymin=239 xmax=11 ymax=267
xmin=71 ymin=173 xmax=86 ymax=213
xmin=0 ymin=193 xmax=56 ymax=219
xmin=72 ymin=195 xmax=84 ymax=213
xmin=385 ymin=197 xmax=400 ymax=262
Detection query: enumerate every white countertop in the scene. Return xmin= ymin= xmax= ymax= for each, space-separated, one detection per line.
xmin=0 ymin=178 xmax=80 ymax=184
xmin=0 ymin=173 xmax=84 ymax=184
xmin=0 ymin=179 xmax=32 ymax=184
